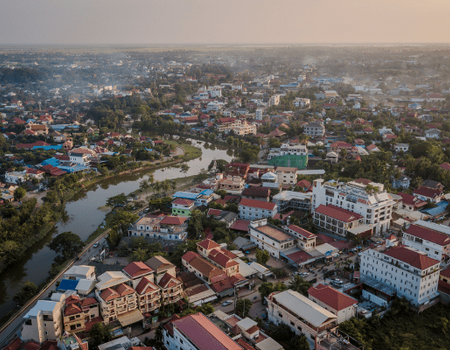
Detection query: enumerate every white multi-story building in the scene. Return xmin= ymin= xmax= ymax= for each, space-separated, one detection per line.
xmin=22 ymin=298 xmax=64 ymax=343
xmin=312 ymin=179 xmax=395 ymax=235
xmin=128 ymin=215 xmax=188 ymax=241
xmin=293 ymin=97 xmax=310 ymax=108
xmin=303 ymin=122 xmax=325 ymax=137
xmin=68 ymin=147 xmax=95 ymax=165
xmin=360 ymin=246 xmax=440 ymax=307
xmin=276 ymin=167 xmax=298 ymax=185
xmin=269 ymin=94 xmax=281 ymax=106
xmin=402 ymin=220 xmax=450 ymax=262
xmin=239 ymin=198 xmax=277 ymax=221
xmin=255 ymin=108 xmax=264 ymax=120
xmin=285 ymin=224 xmax=316 ymax=251
xmin=267 ymin=143 xmax=308 ymax=160
xmin=267 ymin=290 xmax=337 ymax=342
xmin=249 ymin=219 xmax=295 ymax=258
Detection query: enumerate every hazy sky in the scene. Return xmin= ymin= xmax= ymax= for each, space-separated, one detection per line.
xmin=1 ymin=0 xmax=449 ymax=45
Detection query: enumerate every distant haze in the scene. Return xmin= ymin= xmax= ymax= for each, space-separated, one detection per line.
xmin=1 ymin=0 xmax=450 ymax=45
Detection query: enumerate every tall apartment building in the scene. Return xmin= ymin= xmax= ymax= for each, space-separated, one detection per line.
xmin=22 ymin=299 xmax=64 ymax=343
xmin=312 ymin=179 xmax=395 ymax=235
xmin=360 ymin=246 xmax=440 ymax=306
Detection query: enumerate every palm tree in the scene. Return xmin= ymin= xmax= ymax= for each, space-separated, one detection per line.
xmin=288 ymin=275 xmax=312 ymax=296
xmin=170 ymin=179 xmax=176 ymax=193
xmin=148 ymin=173 xmax=155 ymax=187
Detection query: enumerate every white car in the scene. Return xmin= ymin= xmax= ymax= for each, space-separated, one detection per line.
xmin=222 ymin=300 xmax=233 ymax=306
xmin=93 ymin=243 xmax=99 ymax=248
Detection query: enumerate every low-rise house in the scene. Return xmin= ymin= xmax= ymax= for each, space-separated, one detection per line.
xmin=218 ymin=175 xmax=246 ymax=194
xmin=397 ymin=192 xmax=427 ymax=211
xmin=63 ymin=265 xmax=96 ymax=281
xmin=391 ymin=174 xmax=411 ymax=189
xmin=425 ymin=128 xmax=441 ymax=139
xmin=182 ymin=251 xmax=228 ymax=284
xmin=307 ymin=284 xmax=358 ymax=323
xmin=267 ymin=290 xmax=338 ymax=342
xmin=249 ymin=219 xmax=295 ymax=258
xmin=285 ymin=225 xmax=316 ymax=251
xmin=128 ymin=215 xmax=188 ymax=241
xmin=413 ymin=186 xmax=443 ymax=203
xmin=239 ymin=198 xmax=277 ymax=221
xmin=394 ymin=143 xmax=409 ymax=153
xmin=241 ymin=187 xmax=271 ymax=202
xmin=162 ymin=312 xmax=243 ymax=350
xmin=171 ymin=198 xmax=195 ymax=216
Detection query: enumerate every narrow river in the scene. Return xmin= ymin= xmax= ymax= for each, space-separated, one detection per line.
xmin=0 ymin=140 xmax=234 ymax=320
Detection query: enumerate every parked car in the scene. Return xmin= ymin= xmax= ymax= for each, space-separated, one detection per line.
xmin=222 ymin=300 xmax=233 ymax=306
xmin=93 ymin=242 xmax=99 ymax=248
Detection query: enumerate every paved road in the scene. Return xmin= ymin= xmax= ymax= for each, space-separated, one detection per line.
xmin=0 ymin=235 xmax=108 ymax=347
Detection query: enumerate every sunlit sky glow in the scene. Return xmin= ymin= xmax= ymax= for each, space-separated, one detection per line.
xmin=1 ymin=0 xmax=449 ymax=45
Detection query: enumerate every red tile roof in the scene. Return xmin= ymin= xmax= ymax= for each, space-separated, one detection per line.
xmin=135 ymin=276 xmax=159 ymax=295
xmin=308 ymin=284 xmax=357 ymax=311
xmin=80 ymin=297 xmax=97 ymax=307
xmin=287 ymin=224 xmax=316 ymax=239
xmin=315 ymin=204 xmax=363 ymax=222
xmin=397 ymin=192 xmax=427 ymax=208
xmin=172 ymin=198 xmax=195 ymax=206
xmin=384 ymin=246 xmax=439 ymax=270
xmin=440 ymin=163 xmax=450 ymax=170
xmin=171 ymin=313 xmax=242 ymax=350
xmin=286 ymin=250 xmax=311 ymax=264
xmin=241 ymin=186 xmax=270 ymax=198
xmin=441 ymin=267 xmax=450 ymax=279
xmin=207 ymin=208 xmax=222 ymax=217
xmin=160 ymin=216 xmax=188 ymax=225
xmin=355 ymin=178 xmax=372 ymax=185
xmin=413 ymin=186 xmax=442 ymax=199
xmin=208 ymin=249 xmax=239 ymax=269
xmin=158 ymin=272 xmax=181 ymax=289
xmin=123 ymin=261 xmax=154 ymax=278
xmin=239 ymin=198 xmax=276 ymax=210
xmin=230 ymin=219 xmax=250 ymax=232
xmin=197 ymin=239 xmax=221 ymax=251
xmin=405 ymin=224 xmax=450 ymax=246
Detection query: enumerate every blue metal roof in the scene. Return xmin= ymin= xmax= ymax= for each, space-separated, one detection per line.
xmin=199 ymin=189 xmax=213 ymax=196
xmin=173 ymin=191 xmax=199 ymax=200
xmin=41 ymin=157 xmax=59 ymax=166
xmin=58 ymin=279 xmax=79 ymax=291
xmin=33 ymin=145 xmax=63 ymax=151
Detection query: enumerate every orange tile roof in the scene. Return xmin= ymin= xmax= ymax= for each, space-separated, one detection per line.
xmin=308 ymin=284 xmax=357 ymax=311
xmin=123 ymin=261 xmax=154 ymax=278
